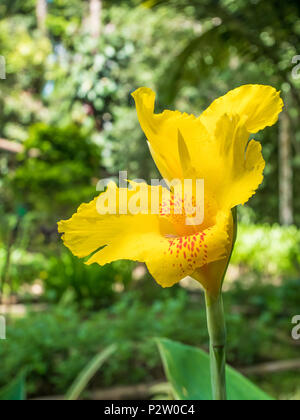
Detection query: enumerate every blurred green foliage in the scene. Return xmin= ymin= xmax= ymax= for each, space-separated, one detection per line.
xmin=232 ymin=223 xmax=300 ymax=276
xmin=0 ymin=279 xmax=299 ymax=399
xmin=0 ymin=243 xmax=136 ymax=309
xmin=11 ymin=123 xmax=101 ymax=215
xmin=44 ymin=251 xmax=135 ymax=309
xmin=0 ymin=0 xmax=300 ymax=401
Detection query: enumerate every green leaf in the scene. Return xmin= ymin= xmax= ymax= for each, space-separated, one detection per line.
xmin=156 ymin=338 xmax=274 ymax=401
xmin=65 ymin=344 xmax=117 ymax=401
xmin=0 ymin=372 xmax=26 ymax=401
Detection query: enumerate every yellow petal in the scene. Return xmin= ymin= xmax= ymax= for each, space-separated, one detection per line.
xmin=132 ymin=87 xmax=209 ymax=181
xmin=58 ymin=182 xmax=230 ymax=289
xmin=212 ymin=113 xmax=266 ymax=208
xmin=132 ymin=86 xmax=282 ymax=210
xmin=147 ymin=210 xmax=230 ymax=288
xmin=193 ymin=211 xmax=235 ymax=296
xmin=58 ymin=182 xmax=161 ymax=263
xmin=200 ymin=84 xmax=284 ymax=135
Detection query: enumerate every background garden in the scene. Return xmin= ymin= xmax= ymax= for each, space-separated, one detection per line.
xmin=0 ymin=0 xmax=300 ymax=400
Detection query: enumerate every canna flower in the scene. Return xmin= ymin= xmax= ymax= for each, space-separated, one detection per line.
xmin=58 ymin=85 xmax=283 ymax=296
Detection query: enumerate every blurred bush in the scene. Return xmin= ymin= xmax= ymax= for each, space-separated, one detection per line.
xmin=0 ymin=247 xmax=47 ymax=291
xmin=232 ymin=224 xmax=300 ymax=277
xmin=0 ymin=280 xmax=299 ymax=399
xmin=0 ymin=241 xmax=136 ymax=309
xmin=10 ymin=123 xmax=101 ymax=216
xmin=44 ymin=250 xmax=135 ymax=309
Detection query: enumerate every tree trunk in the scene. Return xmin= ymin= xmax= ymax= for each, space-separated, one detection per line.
xmin=89 ymin=0 xmax=102 ymax=39
xmin=279 ymin=110 xmax=293 ymax=225
xmin=36 ymin=0 xmax=47 ymax=34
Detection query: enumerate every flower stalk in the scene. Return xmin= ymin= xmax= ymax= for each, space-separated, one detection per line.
xmin=205 ymin=291 xmax=227 ymax=401
xmin=204 ymin=208 xmax=237 ymax=401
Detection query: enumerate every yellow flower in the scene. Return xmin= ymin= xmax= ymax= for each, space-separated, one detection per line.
xmin=58 ymin=85 xmax=283 ymax=295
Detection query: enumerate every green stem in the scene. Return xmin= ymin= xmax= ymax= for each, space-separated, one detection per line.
xmin=205 ymin=291 xmax=227 ymax=401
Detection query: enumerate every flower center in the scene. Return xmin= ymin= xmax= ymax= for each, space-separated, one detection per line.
xmin=159 ymin=190 xmax=217 ymax=237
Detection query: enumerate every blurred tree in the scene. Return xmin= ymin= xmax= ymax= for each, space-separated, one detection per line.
xmin=279 ymin=110 xmax=293 ymax=225
xmin=0 ymin=17 xmax=51 ymax=141
xmin=146 ymin=0 xmax=300 ymax=101
xmin=36 ymin=0 xmax=47 ymax=34
xmin=0 ymin=0 xmax=36 ymax=17
xmin=44 ymin=4 xmax=194 ymax=181
xmin=88 ymin=0 xmax=102 ymax=39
